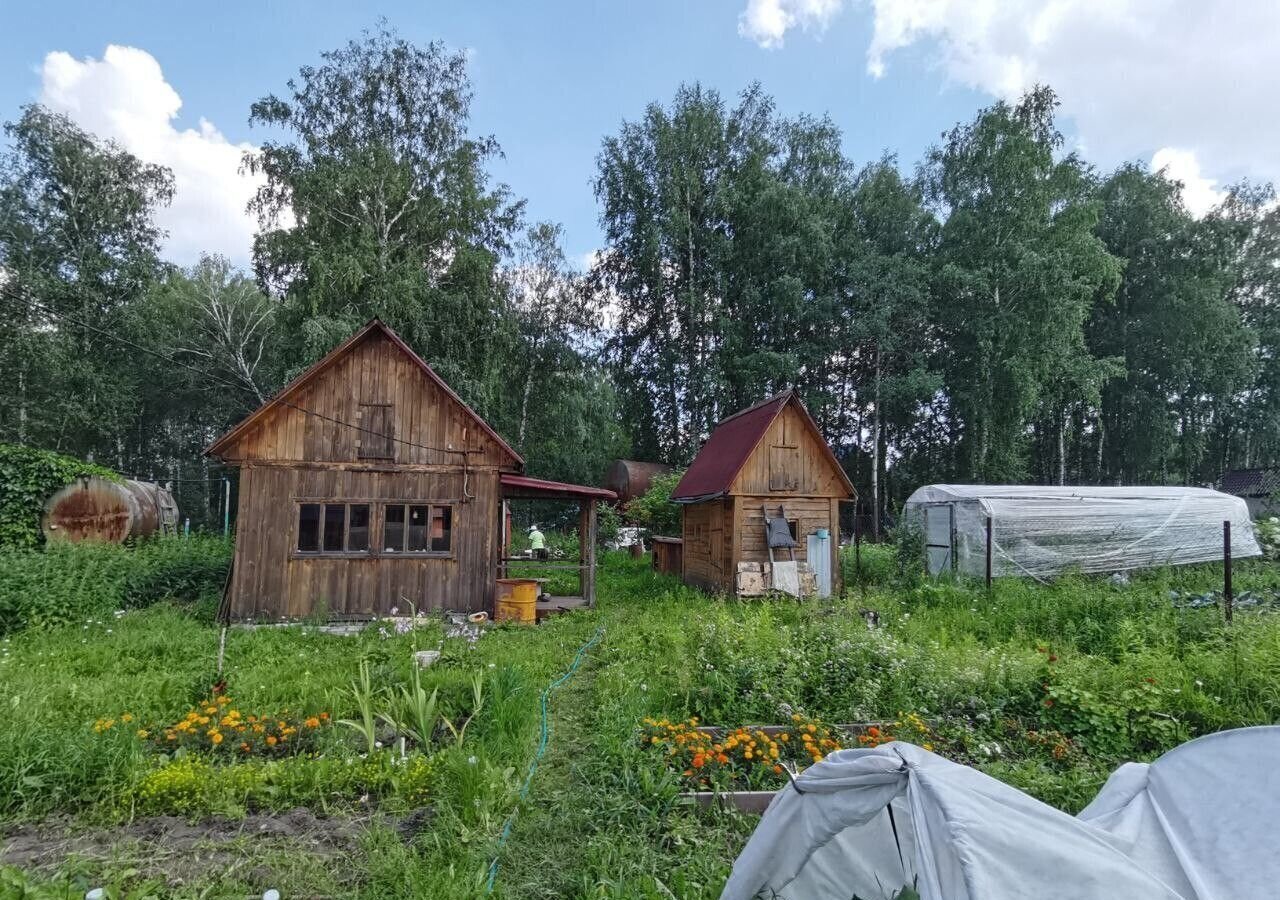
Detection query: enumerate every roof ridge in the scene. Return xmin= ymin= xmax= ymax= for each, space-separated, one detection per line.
xmin=712 ymin=389 xmax=794 ymax=427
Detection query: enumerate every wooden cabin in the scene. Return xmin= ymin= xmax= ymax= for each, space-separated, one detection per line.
xmin=207 ymin=319 xmax=614 ymax=621
xmin=671 ymin=391 xmax=855 ymax=597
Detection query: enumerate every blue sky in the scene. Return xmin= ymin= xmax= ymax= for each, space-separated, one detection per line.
xmin=3 ymin=0 xmax=1275 ymax=268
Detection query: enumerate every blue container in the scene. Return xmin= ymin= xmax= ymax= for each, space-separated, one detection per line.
xmin=815 ymin=527 xmax=830 ymax=540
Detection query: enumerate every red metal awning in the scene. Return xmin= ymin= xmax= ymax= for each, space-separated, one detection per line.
xmin=500 ymin=474 xmax=617 ymax=501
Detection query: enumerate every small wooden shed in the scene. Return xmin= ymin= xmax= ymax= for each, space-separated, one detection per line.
xmin=672 ymin=391 xmax=855 ymax=597
xmin=207 ymin=319 xmax=613 ymax=621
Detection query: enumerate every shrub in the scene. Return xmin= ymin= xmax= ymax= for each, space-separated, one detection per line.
xmin=121 ymin=535 xmax=233 ymax=610
xmin=0 ymin=443 xmax=120 ymax=549
xmin=0 ymin=535 xmax=231 ymax=634
xmin=625 ymin=470 xmax=684 ymax=535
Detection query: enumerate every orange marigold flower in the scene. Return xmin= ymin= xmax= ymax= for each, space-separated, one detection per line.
xmin=304 ymin=717 xmax=320 ymax=728
xmin=266 ymin=735 xmax=277 ymax=746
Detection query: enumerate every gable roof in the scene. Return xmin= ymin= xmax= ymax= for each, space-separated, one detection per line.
xmin=672 ymin=391 xmax=854 ymax=502
xmin=206 ymin=319 xmax=523 ymax=466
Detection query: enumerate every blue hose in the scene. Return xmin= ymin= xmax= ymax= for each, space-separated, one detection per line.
xmin=485 ymin=624 xmax=605 ymax=894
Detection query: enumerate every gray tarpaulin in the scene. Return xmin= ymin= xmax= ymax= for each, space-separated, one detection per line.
xmin=721 ymin=727 xmax=1280 ymax=900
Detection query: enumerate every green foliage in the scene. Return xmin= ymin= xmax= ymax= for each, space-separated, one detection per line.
xmin=0 ymin=443 xmax=119 ymax=549
xmin=625 ymin=469 xmax=684 ymax=535
xmin=0 ymin=106 xmax=172 ymax=462
xmin=0 ymin=535 xmax=231 ymax=634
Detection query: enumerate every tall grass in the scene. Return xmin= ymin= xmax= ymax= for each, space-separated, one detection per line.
xmin=0 ymin=535 xmax=231 ymax=634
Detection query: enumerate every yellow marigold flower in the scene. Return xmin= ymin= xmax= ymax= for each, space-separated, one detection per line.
xmin=136 ymin=729 xmax=149 ymax=739
xmin=923 ymin=743 xmax=935 ymax=752
xmin=650 ymin=736 xmax=660 ymax=744
xmin=121 ymin=713 xmax=134 ymax=723
xmin=210 ymin=731 xmax=224 ymax=745
xmin=807 ymin=724 xmax=817 ymax=733
xmin=780 ymin=733 xmax=790 ymax=742
xmin=204 ymin=706 xmax=218 ymax=715
xmin=217 ymin=695 xmax=231 ymax=706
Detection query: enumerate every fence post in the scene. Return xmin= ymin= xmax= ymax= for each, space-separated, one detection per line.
xmin=985 ymin=515 xmax=993 ymax=591
xmin=1223 ymin=519 xmax=1233 ymax=625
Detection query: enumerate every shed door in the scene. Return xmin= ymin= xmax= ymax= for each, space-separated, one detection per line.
xmin=924 ymin=503 xmax=954 ymax=576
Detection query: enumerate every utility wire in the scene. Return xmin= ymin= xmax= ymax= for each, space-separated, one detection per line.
xmin=0 ymin=286 xmax=472 ymax=462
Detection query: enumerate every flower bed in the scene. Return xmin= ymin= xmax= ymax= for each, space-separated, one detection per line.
xmin=94 ymin=694 xmax=331 ymax=757
xmin=642 ymin=714 xmax=845 ymax=792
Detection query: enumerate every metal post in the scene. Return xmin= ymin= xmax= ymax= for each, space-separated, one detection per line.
xmin=1224 ymin=519 xmax=1233 ymax=625
xmin=985 ymin=515 xmax=993 ymax=590
xmin=222 ymin=477 xmax=231 ymax=537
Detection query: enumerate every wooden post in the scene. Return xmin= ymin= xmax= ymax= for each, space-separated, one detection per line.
xmin=985 ymin=515 xmax=993 ymax=590
xmin=853 ymin=500 xmax=862 ymax=577
xmin=580 ymin=498 xmax=598 ymax=608
xmin=1224 ymin=519 xmax=1233 ymax=625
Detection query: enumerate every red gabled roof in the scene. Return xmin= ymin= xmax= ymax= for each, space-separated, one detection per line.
xmin=206 ymin=319 xmax=523 ymax=467
xmin=671 ymin=392 xmax=786 ymax=501
xmin=672 ymin=390 xmax=854 ymax=502
xmin=500 ymin=474 xmax=617 ymax=501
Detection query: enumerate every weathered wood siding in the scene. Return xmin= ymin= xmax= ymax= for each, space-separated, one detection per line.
xmin=218 ymin=328 xmax=517 ymax=620
xmin=681 ymin=499 xmax=734 ymax=592
xmin=215 ymin=332 xmax=512 ymax=469
xmin=682 ymin=398 xmax=851 ymax=595
xmin=229 ymin=466 xmax=499 ymax=619
xmin=729 ymin=403 xmax=849 ymax=499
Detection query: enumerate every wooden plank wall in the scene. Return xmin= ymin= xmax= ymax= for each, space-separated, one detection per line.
xmin=219 ymin=330 xmax=518 ymax=620
xmin=218 ymin=332 xmax=513 ymax=470
xmin=735 ymin=496 xmax=835 ymax=566
xmin=681 ymin=499 xmax=733 ymax=592
xmin=228 ymin=466 xmax=500 ymax=619
xmin=730 ymin=403 xmax=848 ymax=499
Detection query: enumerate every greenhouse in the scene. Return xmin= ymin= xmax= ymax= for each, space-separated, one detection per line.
xmin=902 ymin=485 xmax=1261 ymax=579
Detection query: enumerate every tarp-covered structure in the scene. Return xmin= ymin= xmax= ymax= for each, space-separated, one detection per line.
xmin=903 ymin=485 xmax=1260 ymax=579
xmin=721 ymin=727 xmax=1280 ymax=900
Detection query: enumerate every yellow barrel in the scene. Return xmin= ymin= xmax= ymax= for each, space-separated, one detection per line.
xmin=495 ymin=578 xmax=538 ymax=624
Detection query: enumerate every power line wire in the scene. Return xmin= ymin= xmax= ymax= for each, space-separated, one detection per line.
xmin=0 ymin=286 xmax=472 ymax=461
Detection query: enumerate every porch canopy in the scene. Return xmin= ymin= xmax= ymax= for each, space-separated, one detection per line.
xmin=499 ymin=474 xmax=616 ymax=612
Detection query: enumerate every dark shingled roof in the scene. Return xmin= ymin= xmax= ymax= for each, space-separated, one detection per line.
xmin=1220 ymin=468 xmax=1280 ymax=498
xmin=672 ymin=391 xmax=853 ymax=502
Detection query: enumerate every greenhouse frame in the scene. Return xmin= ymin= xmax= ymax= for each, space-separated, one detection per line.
xmin=902 ymin=485 xmax=1261 ymax=579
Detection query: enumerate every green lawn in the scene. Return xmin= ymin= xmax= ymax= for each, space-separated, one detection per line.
xmin=2 ymin=546 xmax=1279 ymax=898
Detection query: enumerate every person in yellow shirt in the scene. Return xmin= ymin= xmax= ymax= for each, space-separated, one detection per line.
xmin=528 ymin=524 xmax=548 ymax=560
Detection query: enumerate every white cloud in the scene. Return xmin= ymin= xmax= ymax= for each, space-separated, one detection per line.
xmin=739 ymin=0 xmax=844 ymax=48
xmin=38 ymin=45 xmax=269 ymax=267
xmin=860 ymin=0 xmax=1280 ymax=198
xmin=1151 ymin=148 xmax=1226 ymax=218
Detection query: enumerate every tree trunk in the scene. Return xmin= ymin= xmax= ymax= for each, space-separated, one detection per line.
xmin=1057 ymin=408 xmax=1067 ymax=485
xmin=871 ymin=346 xmax=882 ymax=540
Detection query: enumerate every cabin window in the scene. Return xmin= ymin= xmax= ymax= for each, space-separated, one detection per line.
xmin=357 ymin=403 xmax=394 ymax=459
xmin=295 ymin=502 xmax=371 ymax=554
xmin=382 ymin=503 xmax=454 ymax=555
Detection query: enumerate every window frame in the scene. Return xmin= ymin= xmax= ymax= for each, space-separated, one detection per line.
xmin=292 ymin=501 xmax=373 ymax=558
xmin=380 ymin=501 xmax=456 ymax=558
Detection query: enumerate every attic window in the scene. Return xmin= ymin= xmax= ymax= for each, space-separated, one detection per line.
xmin=357 ymin=404 xmax=394 ymax=459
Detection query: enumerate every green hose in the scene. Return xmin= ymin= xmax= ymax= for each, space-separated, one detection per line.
xmin=485 ymin=624 xmax=605 ymax=894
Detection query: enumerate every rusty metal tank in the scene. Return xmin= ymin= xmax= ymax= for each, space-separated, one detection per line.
xmin=42 ymin=477 xmax=179 ymax=544
xmin=602 ymin=459 xmax=673 ymax=505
